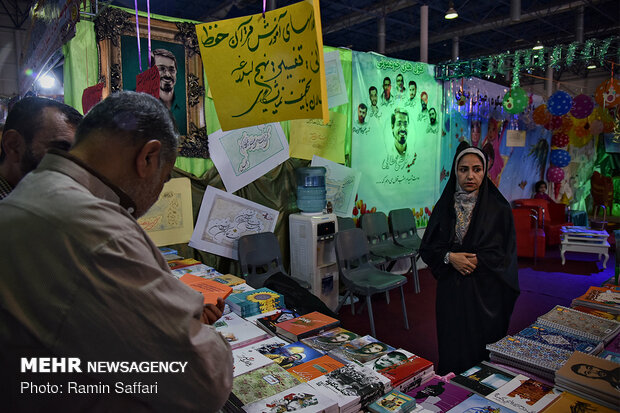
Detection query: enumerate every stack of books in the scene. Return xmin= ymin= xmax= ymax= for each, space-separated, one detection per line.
xmin=484 ymin=374 xmax=561 ymax=413
xmin=213 ymin=312 xmax=271 ymax=350
xmin=275 ymin=312 xmax=340 ymax=342
xmin=225 ymin=287 xmax=285 ymax=317
xmin=450 ymin=361 xmax=516 ymax=396
xmin=302 ymin=327 xmax=361 ymax=352
xmin=368 ymin=390 xmax=417 ymax=413
xmin=231 ymin=363 xmax=302 ymax=406
xmin=486 ymin=336 xmax=572 ymax=381
xmin=554 ymin=351 xmax=620 ymax=410
xmin=288 ymin=355 xmax=346 ymax=382
xmin=571 ymin=286 xmax=620 ymax=315
xmin=538 ymin=390 xmax=618 ymax=412
xmin=444 ymin=394 xmax=514 ymax=413
xmin=406 ymin=377 xmax=472 ymax=411
xmin=514 ymin=322 xmax=603 ymax=354
xmin=364 ymin=350 xmax=434 ymax=393
xmin=327 ymin=335 xmax=394 ymax=365
xmin=242 ymin=383 xmax=339 ymax=413
xmin=262 ymin=341 xmax=324 ymax=370
xmin=536 ymin=305 xmax=620 ymax=345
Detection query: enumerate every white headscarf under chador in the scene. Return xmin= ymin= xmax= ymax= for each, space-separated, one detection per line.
xmin=453 ymin=146 xmax=486 ymax=244
xmin=454 ymin=147 xmax=487 ymax=176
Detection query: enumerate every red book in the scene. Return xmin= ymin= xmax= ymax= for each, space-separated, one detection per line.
xmin=378 ymin=355 xmax=434 ymax=385
xmin=179 ymin=273 xmax=232 ymax=305
xmin=275 ymin=311 xmax=340 ymax=341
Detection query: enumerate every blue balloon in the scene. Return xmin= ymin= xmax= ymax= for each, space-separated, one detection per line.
xmin=550 ymin=149 xmax=571 ymax=167
xmin=547 ymin=91 xmax=573 ymax=116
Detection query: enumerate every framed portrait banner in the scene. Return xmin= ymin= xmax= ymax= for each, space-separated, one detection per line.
xmin=94 ymin=7 xmax=208 ymax=158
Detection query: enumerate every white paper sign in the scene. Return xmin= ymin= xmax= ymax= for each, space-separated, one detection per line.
xmin=209 ymin=123 xmax=290 ymax=193
xmin=189 ymin=186 xmax=279 ymax=259
xmin=506 ymin=130 xmax=526 ymax=147
xmin=311 ymin=155 xmax=361 ymax=217
xmin=324 ymin=50 xmax=348 ymax=109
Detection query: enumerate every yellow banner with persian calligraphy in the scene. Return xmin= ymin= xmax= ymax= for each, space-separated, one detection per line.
xmin=196 ymin=0 xmax=328 ymax=131
xmin=289 ymin=111 xmax=346 ymax=163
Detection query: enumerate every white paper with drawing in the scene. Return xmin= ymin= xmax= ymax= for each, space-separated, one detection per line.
xmin=189 ymin=186 xmax=279 ymax=259
xmin=209 ymin=123 xmax=289 ymax=193
xmin=311 ymin=155 xmax=361 ymax=217
xmin=324 ymin=50 xmax=348 ymax=108
xmin=137 ymin=177 xmax=193 ymax=246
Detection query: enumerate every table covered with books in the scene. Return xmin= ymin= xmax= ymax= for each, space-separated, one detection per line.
xmin=163 ymin=248 xmax=620 ymax=413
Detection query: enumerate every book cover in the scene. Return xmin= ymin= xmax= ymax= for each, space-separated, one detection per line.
xmin=486 ymin=336 xmax=572 ymax=374
xmin=537 ymin=305 xmax=620 ymax=343
xmin=515 ymin=322 xmax=602 ymax=354
xmin=232 ymin=347 xmax=274 ymax=378
xmin=170 ymin=263 xmax=219 ymax=279
xmin=167 ymin=257 xmax=201 ymax=270
xmin=364 ymin=349 xmax=415 ymax=372
xmin=242 ymin=383 xmax=338 ymax=413
xmin=406 ymin=377 xmax=472 ymax=412
xmin=308 ymin=364 xmax=390 ymax=409
xmin=377 ymin=355 xmax=434 ymax=386
xmin=231 ymin=283 xmax=255 ymax=295
xmin=598 ymin=350 xmax=620 ymax=364
xmin=226 ymin=287 xmax=285 ymax=317
xmin=263 ymin=341 xmax=324 ymax=370
xmin=538 ymin=391 xmax=618 ymax=413
xmin=445 ymin=394 xmax=517 ymax=413
xmin=555 ymin=351 xmax=620 ymax=402
xmin=571 ymin=286 xmax=620 ymax=314
xmin=158 ymin=246 xmax=178 ymax=255
xmin=213 ymin=312 xmax=270 ymax=350
xmin=275 ymin=311 xmax=340 ymax=341
xmin=302 ymin=327 xmax=361 ymax=352
xmin=210 ymin=273 xmax=246 ymax=286
xmin=368 ymin=390 xmax=417 ymax=413
xmin=450 ymin=361 xmax=516 ymax=396
xmin=256 ymin=309 xmax=302 ymax=335
xmin=232 ymin=363 xmax=301 ymax=405
xmin=485 ymin=374 xmax=561 ymax=413
xmin=572 ymin=305 xmax=620 ymax=322
xmin=288 ymin=355 xmax=345 ymax=382
xmin=394 ymin=368 xmax=435 ymax=394
xmin=328 ymin=335 xmax=395 ymax=364
xmin=179 ymin=273 xmax=233 ymax=304
xmin=248 ymin=336 xmax=290 ymax=354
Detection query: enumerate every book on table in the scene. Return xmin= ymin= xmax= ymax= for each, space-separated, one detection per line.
xmin=241 ymin=382 xmax=339 ymax=413
xmin=231 ymin=363 xmax=301 ymax=406
xmin=538 ymin=391 xmax=618 ymax=413
xmin=327 ymin=335 xmax=395 ymax=365
xmin=368 ymin=390 xmax=417 ymax=413
xmin=450 ymin=361 xmax=516 ymax=396
xmin=288 ymin=354 xmax=345 ymax=382
xmin=536 ymin=305 xmax=620 ymax=344
xmin=231 ymin=347 xmax=274 ymax=378
xmin=485 ymin=374 xmax=561 ymax=413
xmin=213 ymin=312 xmax=270 ymax=350
xmin=445 ymin=393 xmax=516 ymax=413
xmin=571 ymin=286 xmax=620 ymax=315
xmin=178 ymin=273 xmax=232 ymax=304
xmin=210 ymin=273 xmax=246 ymax=287
xmin=364 ymin=349 xmax=434 ymax=392
xmin=515 ymin=322 xmax=603 ymax=354
xmin=254 ymin=309 xmax=301 ymax=336
xmin=275 ymin=311 xmax=340 ymax=342
xmin=262 ymin=341 xmax=324 ymax=370
xmin=167 ymin=257 xmax=201 ymax=270
xmin=171 ymin=263 xmax=219 ymax=279
xmin=554 ymin=351 xmax=620 ymax=410
xmin=226 ymin=287 xmax=285 ymax=318
xmin=572 ymin=305 xmax=620 ymax=322
xmin=406 ymin=376 xmax=473 ymax=412
xmin=302 ymin=327 xmax=361 ymax=352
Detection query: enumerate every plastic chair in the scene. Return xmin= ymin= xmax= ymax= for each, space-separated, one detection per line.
xmin=512 ymin=207 xmax=545 ymax=263
xmin=388 ymin=208 xmax=422 ymax=293
xmin=237 ymin=232 xmax=288 ymax=288
xmin=337 ymin=216 xmax=356 ymax=230
xmin=335 ymin=228 xmax=409 ymax=338
xmin=513 ymin=198 xmax=572 ymax=246
xmin=360 ymin=212 xmax=420 ymax=293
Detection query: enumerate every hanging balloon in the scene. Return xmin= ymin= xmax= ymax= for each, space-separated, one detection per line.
xmin=551 ymin=132 xmax=569 ymax=148
xmin=547 ymin=90 xmax=573 ymax=116
xmin=570 ymin=94 xmax=595 ymax=119
xmin=568 ymin=119 xmax=591 ymax=147
xmin=544 ymin=115 xmax=563 ymax=130
xmin=594 ymin=78 xmax=620 ymax=108
xmin=502 ymin=87 xmax=528 ymax=114
xmin=533 ymin=104 xmax=552 ymax=125
xmin=589 ymin=106 xmax=615 ymax=133
xmin=547 ymin=166 xmax=565 ymax=183
xmin=558 ymin=114 xmax=574 ymax=133
xmin=550 ymin=149 xmax=571 ymax=167
xmin=590 ymin=119 xmax=604 ymax=136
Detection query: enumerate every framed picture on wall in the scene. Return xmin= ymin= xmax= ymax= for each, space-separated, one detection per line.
xmin=94 ymin=7 xmax=208 ymax=158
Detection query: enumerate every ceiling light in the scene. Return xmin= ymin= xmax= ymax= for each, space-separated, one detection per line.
xmin=532 ymin=41 xmax=543 ymax=50
xmin=587 ymin=64 xmax=597 ymax=69
xmin=38 ymin=73 xmax=56 ymax=89
xmin=445 ymin=2 xmax=458 ymax=19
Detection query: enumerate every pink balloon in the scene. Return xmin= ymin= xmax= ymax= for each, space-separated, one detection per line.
xmin=570 ymin=94 xmax=594 ymax=119
xmin=547 ymin=166 xmax=565 ymax=183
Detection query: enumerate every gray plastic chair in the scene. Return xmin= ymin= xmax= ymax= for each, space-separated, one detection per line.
xmin=335 ymin=228 xmax=409 ymax=338
xmin=361 ymin=212 xmax=420 ymax=293
xmin=388 ymin=208 xmax=422 ymax=293
xmin=237 ymin=232 xmax=287 ymax=288
xmin=337 ymin=216 xmax=356 ymax=230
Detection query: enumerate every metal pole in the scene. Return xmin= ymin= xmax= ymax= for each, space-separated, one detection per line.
xmin=511 ymin=0 xmax=521 ymax=22
xmin=452 ymin=36 xmax=459 ymax=61
xmin=420 ymin=4 xmax=428 ymax=63
xmin=575 ymin=6 xmax=584 ymax=43
xmin=268 ymin=0 xmax=276 ymax=11
xmin=378 ymin=15 xmax=386 ymax=54
xmin=546 ymin=66 xmax=554 ymax=97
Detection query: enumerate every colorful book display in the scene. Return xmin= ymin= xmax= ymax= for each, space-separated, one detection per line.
xmin=226 ymin=287 xmax=285 ymax=318
xmin=485 ymin=374 xmax=561 ymax=413
xmin=171 ymin=263 xmax=220 ymax=279
xmin=178 ymin=273 xmax=232 ymax=304
xmin=213 ymin=312 xmax=270 ymax=350
xmin=263 ymin=341 xmax=324 ymax=370
xmin=242 ymin=383 xmax=338 ymax=413
xmin=571 ymin=286 xmax=620 ymax=315
xmin=445 ymin=393 xmax=516 ymax=413
xmin=554 ymin=351 xmax=620 ymax=410
xmin=288 ymin=355 xmax=345 ymax=382
xmin=210 ymin=273 xmax=246 ymax=286
xmin=275 ymin=312 xmax=340 ymax=342
xmin=365 ymin=350 xmax=434 ymax=393
xmin=232 ymin=363 xmax=301 ymax=405
xmin=368 ymin=390 xmax=417 ymax=413
xmin=539 ymin=391 xmax=618 ymax=413
xmin=450 ymin=361 xmax=516 ymax=396
xmin=255 ymin=309 xmax=301 ymax=336
xmin=536 ymin=305 xmax=620 ymax=344
xmin=302 ymin=327 xmax=361 ymax=352
xmin=231 ymin=347 xmax=274 ymax=378
xmin=328 ymin=335 xmax=395 ymax=364
xmin=515 ymin=322 xmax=603 ymax=354
xmin=406 ymin=377 xmax=473 ymax=412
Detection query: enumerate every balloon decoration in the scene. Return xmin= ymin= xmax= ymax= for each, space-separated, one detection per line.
xmin=558 ymin=114 xmax=573 ymax=133
xmin=544 ymin=115 xmax=563 ymax=130
xmin=533 ymin=104 xmax=551 ymax=125
xmin=502 ymin=87 xmax=528 ymax=114
xmin=547 ymin=166 xmax=565 ymax=183
xmin=589 ymin=106 xmax=615 ymax=133
xmin=590 ymin=120 xmax=604 ymax=136
xmin=570 ymin=94 xmax=594 ymax=119
xmin=547 ymin=91 xmax=573 ymax=116
xmin=594 ymin=78 xmax=620 ymax=108
xmin=550 ymin=149 xmax=571 ymax=167
xmin=551 ymin=132 xmax=569 ymax=148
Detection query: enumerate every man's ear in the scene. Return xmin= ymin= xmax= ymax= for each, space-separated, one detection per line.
xmin=1 ymin=130 xmax=26 ymax=162
xmin=135 ymin=140 xmax=162 ymax=178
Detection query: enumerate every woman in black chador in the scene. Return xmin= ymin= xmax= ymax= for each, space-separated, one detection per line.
xmin=420 ymin=142 xmax=519 ymax=375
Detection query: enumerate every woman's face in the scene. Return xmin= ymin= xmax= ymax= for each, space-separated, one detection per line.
xmin=361 ymin=343 xmax=384 ymax=354
xmin=457 ymin=153 xmax=484 ymax=192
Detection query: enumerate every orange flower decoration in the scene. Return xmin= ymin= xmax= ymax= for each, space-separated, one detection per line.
xmin=594 ymin=78 xmax=620 ymax=108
